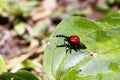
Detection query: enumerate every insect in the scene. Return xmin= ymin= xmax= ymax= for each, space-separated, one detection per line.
xmin=55 ymin=34 xmax=86 ymax=53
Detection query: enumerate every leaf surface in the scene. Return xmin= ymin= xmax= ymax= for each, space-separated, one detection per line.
xmin=44 ymin=12 xmax=120 ymax=80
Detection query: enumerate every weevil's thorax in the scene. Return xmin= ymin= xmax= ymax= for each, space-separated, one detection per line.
xmin=69 ymin=35 xmax=80 ymax=45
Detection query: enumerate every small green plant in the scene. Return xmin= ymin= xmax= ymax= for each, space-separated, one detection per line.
xmin=0 ymin=55 xmax=39 ymax=80
xmin=0 ymin=0 xmax=39 ymax=17
xmin=43 ymin=12 xmax=120 ymax=80
xmin=0 ymin=55 xmax=7 ymax=74
xmin=0 ymin=70 xmax=39 ymax=80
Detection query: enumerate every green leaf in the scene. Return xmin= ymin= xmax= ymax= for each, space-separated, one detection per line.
xmin=98 ymin=11 xmax=120 ymax=26
xmin=43 ymin=12 xmax=120 ymax=80
xmin=0 ymin=70 xmax=39 ymax=80
xmin=108 ymin=0 xmax=116 ymax=4
xmin=22 ymin=59 xmax=39 ymax=68
xmin=6 ymin=0 xmax=39 ymax=17
xmin=69 ymin=8 xmax=93 ymax=16
xmin=32 ymin=22 xmax=46 ymax=37
xmin=15 ymin=70 xmax=39 ymax=80
xmin=0 ymin=0 xmax=9 ymax=11
xmin=0 ymin=55 xmax=7 ymax=74
xmin=14 ymin=22 xmax=26 ymax=35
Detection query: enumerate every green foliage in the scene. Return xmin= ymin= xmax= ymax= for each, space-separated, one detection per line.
xmin=0 ymin=55 xmax=7 ymax=74
xmin=0 ymin=55 xmax=39 ymax=80
xmin=108 ymin=0 xmax=120 ymax=4
xmin=0 ymin=70 xmax=39 ymax=80
xmin=43 ymin=12 xmax=120 ymax=80
xmin=0 ymin=0 xmax=39 ymax=17
xmin=69 ymin=8 xmax=93 ymax=16
xmin=22 ymin=59 xmax=40 ymax=69
xmin=32 ymin=22 xmax=48 ymax=37
xmin=14 ymin=22 xmax=26 ymax=35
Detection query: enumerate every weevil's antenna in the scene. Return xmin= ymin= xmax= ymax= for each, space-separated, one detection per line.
xmin=53 ymin=33 xmax=69 ymax=38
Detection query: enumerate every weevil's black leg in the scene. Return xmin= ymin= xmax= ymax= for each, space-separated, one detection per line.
xmin=74 ymin=49 xmax=78 ymax=52
xmin=66 ymin=47 xmax=71 ymax=54
xmin=65 ymin=44 xmax=72 ymax=54
xmin=57 ymin=44 xmax=66 ymax=47
xmin=57 ymin=44 xmax=70 ymax=54
xmin=66 ymin=48 xmax=69 ymax=53
xmin=69 ymin=49 xmax=72 ymax=54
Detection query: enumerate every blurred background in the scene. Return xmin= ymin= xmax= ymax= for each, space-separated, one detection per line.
xmin=0 ymin=0 xmax=120 ymax=80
